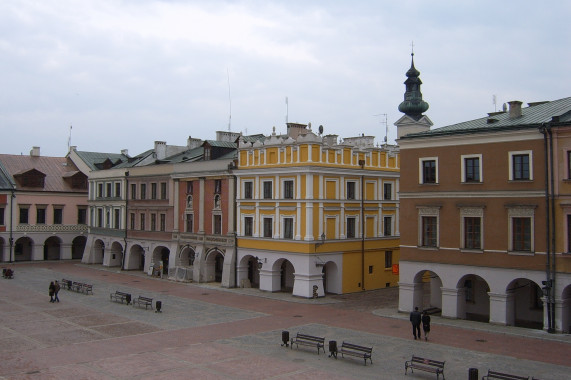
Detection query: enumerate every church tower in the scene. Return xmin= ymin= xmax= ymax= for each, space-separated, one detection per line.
xmin=395 ymin=52 xmax=433 ymax=139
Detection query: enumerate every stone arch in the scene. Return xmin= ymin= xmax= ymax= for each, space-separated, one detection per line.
xmin=205 ymin=248 xmax=224 ymax=282
xmin=126 ymin=244 xmax=145 ymax=271
xmin=237 ymin=255 xmax=260 ymax=288
xmin=507 ymin=278 xmax=543 ymax=329
xmin=107 ymin=241 xmax=123 ymax=267
xmin=44 ymin=236 xmax=61 ymax=260
xmin=152 ymin=246 xmax=170 ymax=275
xmin=272 ymin=258 xmax=295 ymax=293
xmin=322 ymin=261 xmax=340 ymax=294
xmin=92 ymin=239 xmax=104 ymax=264
xmin=71 ymin=236 xmax=87 ymax=260
xmin=14 ymin=237 xmax=33 ymax=261
xmin=413 ymin=270 xmax=443 ymax=313
xmin=178 ymin=245 xmax=196 ymax=267
xmin=561 ymin=284 xmax=571 ymax=333
xmin=457 ymin=274 xmax=490 ymax=322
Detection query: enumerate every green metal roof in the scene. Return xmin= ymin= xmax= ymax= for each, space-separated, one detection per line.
xmin=400 ymin=97 xmax=571 ymax=139
xmin=74 ymin=150 xmax=130 ymax=171
xmin=0 ymin=161 xmax=15 ymax=190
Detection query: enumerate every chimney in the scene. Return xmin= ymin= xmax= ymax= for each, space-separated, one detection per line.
xmin=154 ymin=141 xmax=167 ymax=160
xmin=508 ymin=101 xmax=523 ymax=119
xmin=187 ymin=136 xmax=202 ymax=149
xmin=121 ymin=149 xmax=129 ymax=157
xmin=30 ymin=146 xmax=40 ymax=157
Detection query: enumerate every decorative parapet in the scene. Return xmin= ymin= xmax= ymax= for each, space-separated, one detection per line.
xmin=15 ymin=224 xmax=88 ymax=233
xmin=174 ymin=232 xmax=235 ymax=246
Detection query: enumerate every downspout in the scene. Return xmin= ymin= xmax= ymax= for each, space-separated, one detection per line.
xmin=9 ymin=186 xmax=15 ymax=263
xmin=359 ymin=159 xmax=365 ymax=291
xmin=122 ymin=171 xmax=129 ymax=270
xmin=232 ymin=163 xmax=238 ymax=288
xmin=548 ymin=126 xmax=556 ymax=333
xmin=540 ymin=124 xmax=552 ymax=332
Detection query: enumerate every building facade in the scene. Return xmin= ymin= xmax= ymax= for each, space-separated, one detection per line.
xmin=397 ymin=89 xmax=571 ymax=332
xmin=236 ymin=124 xmax=400 ymax=298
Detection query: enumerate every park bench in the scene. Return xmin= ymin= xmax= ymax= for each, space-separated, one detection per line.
xmin=132 ymin=296 xmax=153 ymax=310
xmin=110 ymin=291 xmax=131 ymax=304
xmin=82 ymin=283 xmax=93 ymax=294
xmin=405 ymin=355 xmax=445 ymax=379
xmin=482 ymin=369 xmax=529 ymax=380
xmin=290 ymin=333 xmax=325 ymax=354
xmin=339 ymin=341 xmax=373 ymax=365
xmin=61 ymin=278 xmax=72 ymax=290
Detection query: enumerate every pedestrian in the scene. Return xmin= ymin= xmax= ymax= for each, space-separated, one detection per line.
xmin=49 ymin=281 xmax=55 ymax=303
xmin=409 ymin=306 xmax=422 ymax=340
xmin=422 ymin=311 xmax=431 ymax=341
xmin=54 ymin=280 xmax=61 ymax=302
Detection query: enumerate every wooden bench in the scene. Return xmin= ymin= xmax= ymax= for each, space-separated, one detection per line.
xmin=482 ymin=370 xmax=529 ymax=380
xmin=110 ymin=291 xmax=131 ymax=304
xmin=290 ymin=333 xmax=325 ymax=354
xmin=132 ymin=296 xmax=153 ymax=310
xmin=405 ymin=355 xmax=445 ymax=379
xmin=339 ymin=341 xmax=373 ymax=365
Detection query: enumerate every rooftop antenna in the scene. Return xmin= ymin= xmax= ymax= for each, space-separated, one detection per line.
xmin=227 ymin=68 xmax=232 ymax=131
xmin=67 ymin=125 xmax=73 ymax=151
xmin=285 ymin=96 xmax=289 ymax=124
xmin=493 ymin=94 xmax=497 ymax=112
xmin=373 ymin=113 xmax=388 ymax=144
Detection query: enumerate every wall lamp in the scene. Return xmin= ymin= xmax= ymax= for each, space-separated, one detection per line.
xmin=315 ymin=233 xmax=326 ymax=247
xmin=255 ymin=256 xmax=266 ymax=270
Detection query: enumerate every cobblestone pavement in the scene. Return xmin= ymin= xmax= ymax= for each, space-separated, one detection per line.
xmin=0 ymin=261 xmax=568 ymax=380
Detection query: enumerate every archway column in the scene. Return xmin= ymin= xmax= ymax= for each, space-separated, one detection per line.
xmin=31 ymin=243 xmax=43 ymax=261
xmin=259 ymin=267 xmax=280 ymax=292
xmin=441 ymin=287 xmax=462 ymax=319
xmin=398 ymin=281 xmax=423 ymax=313
xmin=488 ymin=292 xmax=511 ymax=326
xmin=236 ymin=261 xmax=249 ymax=287
xmin=60 ymin=243 xmax=72 ymax=260
xmin=221 ymin=246 xmax=236 ymax=288
xmin=292 ymin=272 xmax=324 ymax=298
xmin=554 ymin=297 xmax=566 ymax=333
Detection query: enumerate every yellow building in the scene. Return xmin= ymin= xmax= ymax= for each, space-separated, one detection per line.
xmin=235 ymin=123 xmax=400 ymax=297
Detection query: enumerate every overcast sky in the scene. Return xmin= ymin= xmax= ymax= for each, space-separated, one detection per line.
xmin=1 ymin=1 xmax=569 ymax=157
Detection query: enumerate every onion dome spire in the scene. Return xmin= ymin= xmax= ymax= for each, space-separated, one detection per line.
xmin=398 ymin=52 xmax=429 ymax=120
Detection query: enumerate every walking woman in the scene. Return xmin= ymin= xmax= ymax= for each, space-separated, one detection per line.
xmin=422 ymin=311 xmax=431 ymax=341
xmin=49 ymin=281 xmax=55 ymax=303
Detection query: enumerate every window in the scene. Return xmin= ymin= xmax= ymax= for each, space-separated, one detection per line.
xmin=213 ymin=214 xmax=222 ymax=234
xmin=263 ymin=181 xmax=272 ymax=199
xmin=512 ymin=217 xmax=531 ymax=251
xmin=263 ymin=217 xmax=273 ymax=238
xmin=509 ymin=151 xmax=532 ymax=181
xmin=385 ymin=251 xmax=393 ymax=268
xmin=140 ymin=184 xmax=146 ymax=199
xmin=463 ymin=155 xmax=481 ymax=183
xmin=78 ymin=207 xmax=87 ymax=224
xmin=0 ymin=207 xmax=4 ymax=225
xmin=36 ymin=207 xmax=46 ymax=224
xmin=283 ymin=217 xmax=293 ymax=239
xmin=383 ymin=183 xmax=392 ymax=200
xmin=215 ymin=179 xmax=222 ymax=194
xmin=97 ymin=183 xmax=103 ymax=198
xmin=130 ymin=213 xmax=135 ymax=230
xmin=53 ymin=208 xmax=63 ymax=224
xmin=568 ymin=215 xmax=571 ymax=253
xmin=151 ymin=183 xmax=157 ymax=199
xmin=284 ymin=180 xmax=294 ymax=199
xmin=465 ymin=279 xmax=474 ymax=302
xmin=568 ymin=151 xmax=571 ymax=179
xmin=151 ymin=214 xmax=156 ymax=231
xmin=464 ymin=217 xmax=481 ymax=249
xmin=160 ymin=214 xmax=166 ymax=231
xmin=106 ymin=183 xmax=112 ymax=197
xmin=97 ymin=208 xmax=103 ymax=227
xmin=185 ymin=213 xmax=193 ymax=232
xmin=131 ymin=183 xmax=137 ymax=199
xmin=421 ymin=216 xmax=437 ymax=247
xmin=115 ymin=182 xmax=121 ymax=197
xmin=186 ymin=181 xmax=193 ymax=194
xmin=420 ymin=158 xmax=437 ymax=184
xmin=140 ymin=214 xmax=146 ymax=230
xmin=244 ymin=181 xmax=253 ymax=199
xmin=114 ymin=209 xmax=120 ymax=229
xmin=368 ymin=265 xmax=373 ymax=274
xmin=346 ymin=217 xmax=356 ymax=238
xmin=160 ymin=182 xmax=167 ymax=199
xmin=383 ymin=216 xmax=392 ymax=236
xmin=244 ymin=216 xmax=253 ymax=236
xmin=346 ymin=181 xmax=356 ymax=200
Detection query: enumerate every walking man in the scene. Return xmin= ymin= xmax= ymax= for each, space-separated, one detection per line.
xmin=49 ymin=282 xmax=55 ymax=303
xmin=54 ymin=280 xmax=61 ymax=302
xmin=422 ymin=310 xmax=431 ymax=341
xmin=409 ymin=306 xmax=422 ymax=340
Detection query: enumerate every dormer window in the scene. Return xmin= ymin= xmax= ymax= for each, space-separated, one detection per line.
xmin=14 ymin=169 xmax=45 ymax=188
